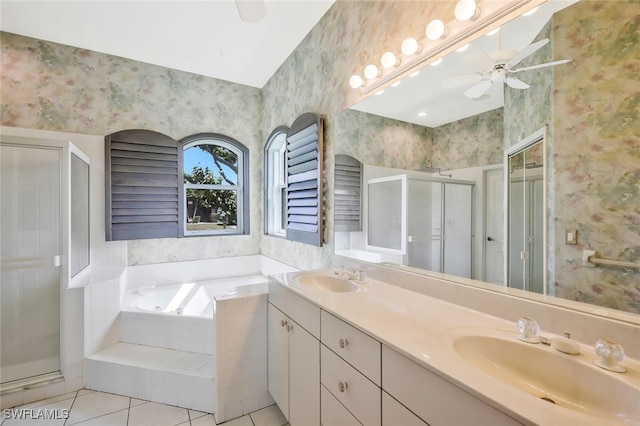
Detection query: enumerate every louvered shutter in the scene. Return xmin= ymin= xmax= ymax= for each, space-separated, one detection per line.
xmin=334 ymin=155 xmax=362 ymax=232
xmin=286 ymin=113 xmax=324 ymax=246
xmin=105 ymin=129 xmax=181 ymax=241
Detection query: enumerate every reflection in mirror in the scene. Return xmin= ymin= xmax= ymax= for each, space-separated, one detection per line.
xmin=506 ymin=129 xmax=546 ymax=294
xmin=335 ymin=0 xmax=640 ymax=316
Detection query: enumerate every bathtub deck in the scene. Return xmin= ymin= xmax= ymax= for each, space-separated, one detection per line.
xmin=85 ymin=342 xmax=215 ymax=412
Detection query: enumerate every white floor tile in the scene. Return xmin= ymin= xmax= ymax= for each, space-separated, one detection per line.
xmin=2 ymin=399 xmax=73 ymax=426
xmin=189 ymin=409 xmax=208 ymax=420
xmin=190 ymin=414 xmax=217 ymax=426
xmin=16 ymin=391 xmax=77 ymax=409
xmin=77 ymin=389 xmax=96 ymax=397
xmin=127 ymin=401 xmax=190 ymax=426
xmin=220 ymin=415 xmax=253 ymax=426
xmin=130 ymin=398 xmax=148 ymax=408
xmin=65 ymin=392 xmax=130 ymax=425
xmin=249 ymin=404 xmax=287 ymax=426
xmin=71 ymin=409 xmax=128 ymax=426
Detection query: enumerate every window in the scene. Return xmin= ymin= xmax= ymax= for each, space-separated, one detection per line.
xmin=181 ymin=134 xmax=249 ymax=236
xmin=264 ymin=127 xmax=288 ymax=237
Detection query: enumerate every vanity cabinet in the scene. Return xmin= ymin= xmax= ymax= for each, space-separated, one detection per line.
xmin=320 ymin=310 xmax=381 ymax=426
xmin=382 ymin=345 xmax=523 ymax=426
xmin=268 ymin=282 xmax=320 ymax=426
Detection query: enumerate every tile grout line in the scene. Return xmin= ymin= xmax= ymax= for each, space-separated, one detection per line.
xmin=63 ymin=389 xmax=80 ymax=426
xmin=126 ymin=396 xmax=132 ymax=426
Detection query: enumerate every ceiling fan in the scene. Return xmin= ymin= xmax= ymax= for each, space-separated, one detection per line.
xmin=235 ymin=0 xmax=267 ymax=23
xmin=442 ymin=37 xmax=570 ymax=99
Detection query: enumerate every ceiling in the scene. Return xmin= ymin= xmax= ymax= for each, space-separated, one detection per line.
xmin=0 ymin=0 xmax=335 ymax=89
xmin=351 ymin=0 xmax=577 ymax=128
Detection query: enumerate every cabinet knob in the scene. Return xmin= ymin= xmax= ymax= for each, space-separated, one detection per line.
xmin=338 ymin=381 xmax=348 ymax=393
xmin=339 ymin=338 xmax=348 ymax=349
xmin=281 ymin=319 xmax=288 ymax=328
xmin=286 ymin=323 xmax=292 ymax=332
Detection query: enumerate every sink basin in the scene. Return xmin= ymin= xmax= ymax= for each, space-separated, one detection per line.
xmin=453 ymin=335 xmax=640 ymax=422
xmin=290 ymin=273 xmax=359 ymax=293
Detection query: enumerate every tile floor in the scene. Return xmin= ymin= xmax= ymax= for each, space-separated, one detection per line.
xmin=1 ymin=389 xmax=288 ymax=426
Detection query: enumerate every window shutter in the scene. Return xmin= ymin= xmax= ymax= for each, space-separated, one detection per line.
xmin=334 ymin=155 xmax=362 ymax=232
xmin=286 ymin=113 xmax=324 ymax=246
xmin=105 ymin=129 xmax=181 ymax=241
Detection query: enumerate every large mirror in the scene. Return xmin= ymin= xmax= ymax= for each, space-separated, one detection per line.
xmin=334 ymin=0 xmax=640 ymax=316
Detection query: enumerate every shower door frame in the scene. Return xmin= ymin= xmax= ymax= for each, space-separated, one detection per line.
xmin=0 ymin=135 xmax=70 ymax=390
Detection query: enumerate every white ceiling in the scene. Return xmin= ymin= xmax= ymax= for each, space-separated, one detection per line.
xmin=0 ymin=0 xmax=335 ymax=89
xmin=351 ymin=0 xmax=578 ymax=128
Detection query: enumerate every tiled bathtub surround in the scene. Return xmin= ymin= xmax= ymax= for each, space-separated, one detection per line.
xmin=215 ymin=287 xmax=272 ymax=423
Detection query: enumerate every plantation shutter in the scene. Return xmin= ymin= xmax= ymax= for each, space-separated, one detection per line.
xmin=105 ymin=129 xmax=181 ymax=241
xmin=334 ymin=155 xmax=362 ymax=232
xmin=286 ymin=113 xmax=324 ymax=246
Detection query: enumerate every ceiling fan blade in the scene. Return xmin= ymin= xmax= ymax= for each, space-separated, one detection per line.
xmin=236 ymin=0 xmax=267 ymax=23
xmin=512 ymin=59 xmax=571 ymax=73
xmin=506 ymin=38 xmax=550 ymax=69
xmin=505 ymin=77 xmax=530 ymax=89
xmin=441 ymin=73 xmax=482 ymax=89
xmin=464 ymin=80 xmax=493 ymax=99
xmin=463 ymin=51 xmax=495 ymax=72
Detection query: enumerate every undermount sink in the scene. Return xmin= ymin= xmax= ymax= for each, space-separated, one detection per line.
xmin=452 ymin=335 xmax=640 ymax=423
xmin=289 ymin=272 xmax=360 ymax=293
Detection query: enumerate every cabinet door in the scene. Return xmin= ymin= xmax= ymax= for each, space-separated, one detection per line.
xmin=289 ymin=318 xmax=320 ymax=426
xmin=268 ymin=303 xmax=290 ymax=419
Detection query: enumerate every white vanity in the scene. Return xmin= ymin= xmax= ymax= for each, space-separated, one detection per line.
xmin=267 ymin=269 xmax=640 ymax=426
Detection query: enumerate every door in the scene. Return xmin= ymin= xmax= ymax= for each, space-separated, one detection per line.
xmin=288 ymin=319 xmax=320 ymax=426
xmin=1 ymin=143 xmax=62 ymax=385
xmin=267 ymin=304 xmax=289 ymax=419
xmin=484 ymin=168 xmax=504 ymax=284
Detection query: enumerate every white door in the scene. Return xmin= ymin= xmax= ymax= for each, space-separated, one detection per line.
xmin=267 ymin=304 xmax=289 ymax=419
xmin=288 ymin=319 xmax=320 ymax=426
xmin=1 ymin=144 xmax=62 ymax=384
xmin=484 ymin=168 xmax=504 ymax=284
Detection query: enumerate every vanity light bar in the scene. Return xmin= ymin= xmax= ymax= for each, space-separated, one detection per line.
xmin=349 ymin=0 xmax=546 ymax=95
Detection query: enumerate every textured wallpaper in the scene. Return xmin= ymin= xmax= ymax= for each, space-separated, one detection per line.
xmin=1 ymin=31 xmax=263 ymax=265
xmin=550 ymin=1 xmax=640 ymax=313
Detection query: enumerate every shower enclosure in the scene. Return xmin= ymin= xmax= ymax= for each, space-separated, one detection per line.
xmin=367 ymin=174 xmax=474 ymax=278
xmin=1 ymin=135 xmax=90 ymax=390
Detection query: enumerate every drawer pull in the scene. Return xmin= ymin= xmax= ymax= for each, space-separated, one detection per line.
xmin=339 ymin=338 xmax=348 ymax=349
xmin=280 ymin=319 xmax=288 ymax=328
xmin=286 ymin=323 xmax=292 ymax=332
xmin=338 ymin=381 xmax=348 ymax=393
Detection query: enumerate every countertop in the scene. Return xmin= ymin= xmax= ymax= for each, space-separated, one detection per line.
xmin=269 ymin=270 xmax=640 ymax=426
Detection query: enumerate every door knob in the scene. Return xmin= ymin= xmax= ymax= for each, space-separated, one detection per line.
xmin=487 ymin=237 xmax=494 ymax=241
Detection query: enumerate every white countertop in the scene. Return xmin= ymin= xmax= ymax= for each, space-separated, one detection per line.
xmin=269 ymin=270 xmax=640 ymax=426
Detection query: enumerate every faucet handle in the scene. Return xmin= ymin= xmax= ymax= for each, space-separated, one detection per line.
xmin=516 ymin=317 xmax=540 ymax=343
xmin=594 ymin=339 xmax=626 ymax=373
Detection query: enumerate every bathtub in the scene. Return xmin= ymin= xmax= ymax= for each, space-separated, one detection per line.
xmin=122 ymin=274 xmax=269 ymax=318
xmin=119 ymin=274 xmax=269 ymax=355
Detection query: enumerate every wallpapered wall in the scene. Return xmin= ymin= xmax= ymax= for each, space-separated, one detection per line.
xmin=504 ymin=1 xmax=640 ymax=313
xmin=551 ymin=1 xmax=640 ymax=312
xmin=1 ymin=31 xmax=264 ymax=265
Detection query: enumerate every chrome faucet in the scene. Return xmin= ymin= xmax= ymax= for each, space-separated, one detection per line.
xmin=335 ymin=267 xmax=366 ymax=282
xmin=594 ymin=339 xmax=626 ymax=373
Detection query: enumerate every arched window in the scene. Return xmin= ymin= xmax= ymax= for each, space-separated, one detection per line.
xmin=264 ymin=127 xmax=288 ymax=237
xmin=181 ymin=133 xmax=249 ymax=236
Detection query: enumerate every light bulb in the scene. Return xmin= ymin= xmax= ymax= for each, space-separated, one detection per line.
xmin=380 ymin=51 xmax=399 ymax=69
xmin=401 ymin=37 xmax=422 ymax=56
xmin=418 ymin=112 xmax=427 ymax=117
xmin=391 ymin=81 xmax=401 ymax=87
xmin=364 ymin=64 xmax=381 ymax=80
xmin=375 ymin=90 xmax=385 ymax=96
xmin=456 ymin=44 xmax=469 ymax=53
xmin=426 ymin=19 xmax=447 ymax=40
xmin=455 ymin=0 xmax=479 ymax=21
xmin=349 ymin=75 xmax=364 ymax=89
xmin=430 ymin=58 xmax=443 ymax=66
xmin=487 ymin=27 xmax=501 ymax=36
xmin=523 ymin=6 xmax=539 ymax=16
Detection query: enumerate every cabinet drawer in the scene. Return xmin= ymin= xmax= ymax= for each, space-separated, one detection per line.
xmin=382 ymin=391 xmax=427 ymax=426
xmin=321 ymin=345 xmax=381 ymax=426
xmin=321 ymin=310 xmax=381 ymax=385
xmin=269 ymin=279 xmax=320 ymax=338
xmin=382 ymin=345 xmax=523 ymax=426
xmin=321 ymin=385 xmax=362 ymax=426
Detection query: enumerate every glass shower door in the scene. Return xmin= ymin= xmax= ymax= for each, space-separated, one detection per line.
xmin=1 ymin=144 xmax=61 ymax=386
